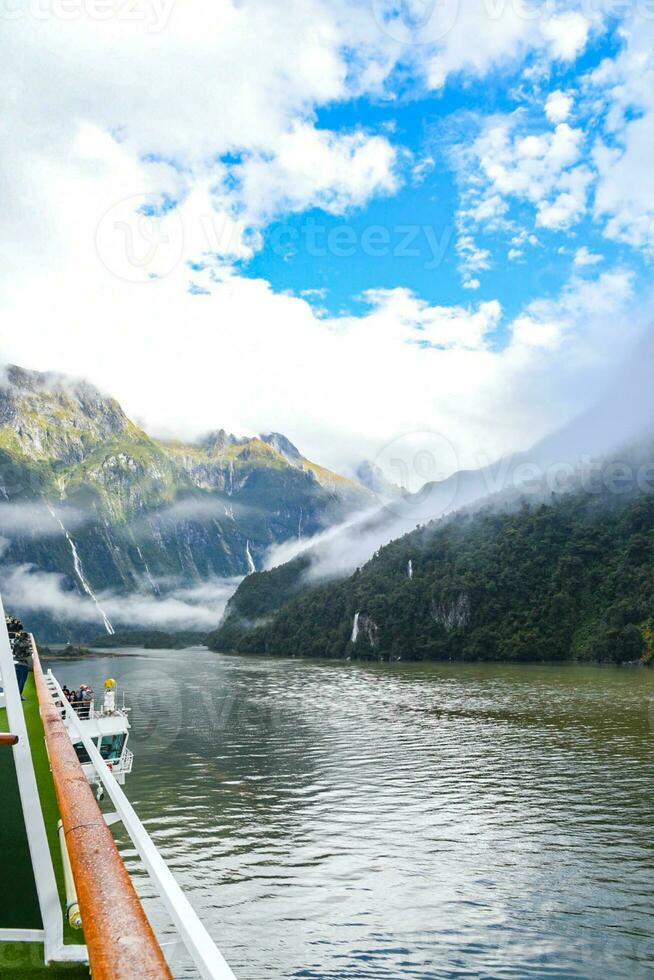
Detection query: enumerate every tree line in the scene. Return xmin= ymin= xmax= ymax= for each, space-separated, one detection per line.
xmin=208 ymin=489 xmax=654 ymax=665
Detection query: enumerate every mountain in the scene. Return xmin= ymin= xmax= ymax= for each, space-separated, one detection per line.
xmin=355 ymin=460 xmax=403 ymax=500
xmin=209 ymin=328 xmax=654 ymax=644
xmin=208 ymin=483 xmax=654 ymax=664
xmin=0 ymin=365 xmax=370 ymax=639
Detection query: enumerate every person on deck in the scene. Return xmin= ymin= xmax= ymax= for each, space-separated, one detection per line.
xmin=80 ymin=685 xmax=93 ymax=718
xmin=12 ymin=631 xmax=32 ymax=697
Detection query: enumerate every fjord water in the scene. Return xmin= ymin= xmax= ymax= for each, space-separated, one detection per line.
xmin=50 ymin=650 xmax=654 ymax=979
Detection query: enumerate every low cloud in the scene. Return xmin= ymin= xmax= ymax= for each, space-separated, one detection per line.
xmin=0 ymin=563 xmax=241 ymax=631
xmin=0 ymin=502 xmax=88 ymax=537
xmin=262 ymin=323 xmax=654 ymax=585
xmin=136 ymin=496 xmax=256 ymax=527
xmin=264 ymin=506 xmax=379 ymax=575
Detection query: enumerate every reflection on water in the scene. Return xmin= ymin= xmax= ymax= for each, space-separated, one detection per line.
xmin=50 ymin=650 xmax=654 ymax=979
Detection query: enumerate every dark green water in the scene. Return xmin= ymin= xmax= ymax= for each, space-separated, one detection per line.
xmin=49 ymin=650 xmax=654 ymax=979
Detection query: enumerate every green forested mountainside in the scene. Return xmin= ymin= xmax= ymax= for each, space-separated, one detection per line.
xmin=208 ymin=554 xmax=312 ymax=650
xmin=0 ymin=365 xmax=370 ymax=639
xmin=208 ymin=490 xmax=654 ymax=664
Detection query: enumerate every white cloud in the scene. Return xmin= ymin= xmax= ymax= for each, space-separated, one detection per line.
xmin=463 ymin=115 xmax=585 ymax=214
xmin=536 ymin=165 xmax=593 ymax=229
xmin=424 ymin=3 xmax=592 ymax=90
xmin=510 ymin=316 xmax=564 ymax=350
xmin=574 ymin=246 xmax=603 ymax=267
xmin=411 ymin=155 xmax=435 ymax=183
xmin=545 ymin=90 xmax=574 ymax=124
xmin=456 ymin=233 xmax=492 ymax=285
xmin=511 ymin=230 xmax=539 ymax=249
xmin=256 ymin=270 xmax=643 ymax=584
xmin=234 ymin=123 xmax=399 ymax=222
xmin=541 ymin=13 xmax=590 ymax=62
xmin=464 ymin=115 xmax=585 ymax=218
xmin=360 ymin=289 xmax=502 ymax=351
xmin=0 ymin=0 xmax=403 ymax=292
xmin=509 ymin=269 xmax=634 ymax=353
xmin=590 ymin=22 xmax=654 ymax=255
xmin=450 ymin=18 xmax=654 ymax=272
xmin=453 ymin=111 xmax=589 ymax=284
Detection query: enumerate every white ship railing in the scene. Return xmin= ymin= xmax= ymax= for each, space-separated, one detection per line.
xmin=0 ymin=598 xmax=76 ymax=962
xmin=45 ymin=668 xmax=237 ymax=980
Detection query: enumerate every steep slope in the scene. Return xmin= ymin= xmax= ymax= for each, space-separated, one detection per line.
xmin=0 ymin=365 xmax=370 ymax=638
xmin=209 ymin=329 xmax=654 ymax=637
xmin=208 ymin=486 xmax=654 ymax=664
xmin=0 ymin=364 xmax=134 ymax=465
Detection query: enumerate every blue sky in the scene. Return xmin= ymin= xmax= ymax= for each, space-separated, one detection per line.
xmin=1 ymin=0 xmax=654 ymax=476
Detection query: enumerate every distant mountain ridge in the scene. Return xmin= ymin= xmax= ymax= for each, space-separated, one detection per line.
xmin=0 ymin=364 xmax=371 ymax=639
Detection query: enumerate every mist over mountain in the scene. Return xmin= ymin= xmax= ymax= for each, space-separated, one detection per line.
xmin=212 ymin=330 xmax=654 ymax=649
xmin=355 ymin=460 xmax=404 ymax=500
xmin=3 ymin=323 xmax=653 ymax=646
xmin=209 ymin=484 xmax=654 ymax=665
xmin=0 ymin=364 xmax=370 ymax=639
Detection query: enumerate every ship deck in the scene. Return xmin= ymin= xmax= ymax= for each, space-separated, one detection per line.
xmin=1 ymin=672 xmax=89 ymax=978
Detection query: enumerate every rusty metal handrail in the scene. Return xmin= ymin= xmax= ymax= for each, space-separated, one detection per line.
xmin=31 ymin=643 xmax=173 ymax=980
xmin=0 ymin=732 xmax=19 ymax=746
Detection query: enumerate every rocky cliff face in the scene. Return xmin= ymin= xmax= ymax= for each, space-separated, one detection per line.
xmin=0 ymin=365 xmax=133 ymax=466
xmin=0 ymin=365 xmax=370 ymax=639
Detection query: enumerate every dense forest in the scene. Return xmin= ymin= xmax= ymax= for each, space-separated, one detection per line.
xmin=208 ymin=489 xmax=654 ymax=664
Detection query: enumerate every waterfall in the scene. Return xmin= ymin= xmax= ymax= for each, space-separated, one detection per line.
xmin=298 ymin=506 xmax=304 ymax=539
xmin=137 ymin=545 xmax=160 ymax=595
xmin=245 ymin=540 xmax=256 ymax=574
xmin=224 ymin=504 xmax=235 ymax=520
xmin=47 ymin=505 xmax=115 ymax=634
xmin=407 ymin=559 xmax=413 ymax=579
xmin=227 ymin=461 xmax=235 ymax=497
xmin=351 ymin=611 xmax=360 ymax=643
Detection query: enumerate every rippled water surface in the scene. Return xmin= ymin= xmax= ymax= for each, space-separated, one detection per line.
xmin=50 ymin=649 xmax=654 ymax=979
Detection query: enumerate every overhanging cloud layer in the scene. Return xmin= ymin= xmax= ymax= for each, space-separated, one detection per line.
xmin=0 ymin=0 xmax=652 ymax=480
